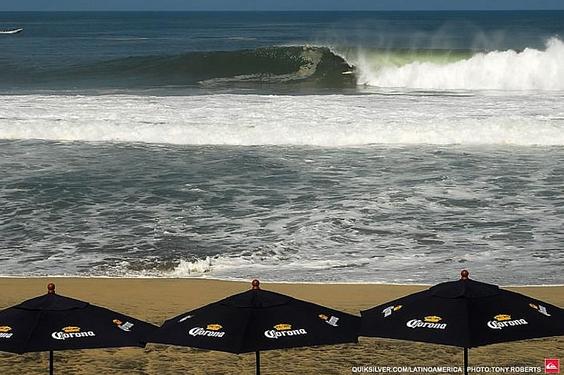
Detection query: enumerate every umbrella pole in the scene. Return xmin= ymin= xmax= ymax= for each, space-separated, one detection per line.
xmin=49 ymin=350 xmax=54 ymax=375
xmin=463 ymin=348 xmax=468 ymax=375
xmin=255 ymin=350 xmax=260 ymax=375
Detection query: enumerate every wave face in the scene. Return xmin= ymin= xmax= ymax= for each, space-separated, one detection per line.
xmin=5 ymin=39 xmax=564 ymax=92
xmin=1 ymin=93 xmax=563 ymax=146
xmin=353 ymin=38 xmax=564 ymax=90
xmin=6 ymin=46 xmax=355 ymax=89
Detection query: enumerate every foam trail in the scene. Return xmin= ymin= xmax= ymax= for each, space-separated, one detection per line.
xmin=357 ymin=38 xmax=564 ymax=90
xmin=1 ymin=93 xmax=563 ymax=146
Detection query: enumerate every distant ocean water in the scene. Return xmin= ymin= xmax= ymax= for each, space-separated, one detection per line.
xmin=0 ymin=11 xmax=563 ymax=284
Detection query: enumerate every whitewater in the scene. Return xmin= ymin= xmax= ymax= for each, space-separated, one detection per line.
xmin=1 ymin=91 xmax=563 ymax=146
xmin=353 ymin=38 xmax=564 ymax=90
xmin=2 ymin=38 xmax=564 ymax=147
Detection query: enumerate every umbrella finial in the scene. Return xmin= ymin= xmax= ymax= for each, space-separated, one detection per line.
xmin=251 ymin=279 xmax=260 ymax=290
xmin=460 ymin=270 xmax=469 ymax=280
xmin=47 ymin=283 xmax=56 ymax=294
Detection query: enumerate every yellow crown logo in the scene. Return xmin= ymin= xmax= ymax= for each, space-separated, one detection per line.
xmin=393 ymin=305 xmax=403 ymax=311
xmin=62 ymin=326 xmax=81 ymax=333
xmin=318 ymin=314 xmax=328 ymax=321
xmin=424 ymin=316 xmax=442 ymax=323
xmin=206 ymin=324 xmax=223 ymax=331
xmin=0 ymin=326 xmax=12 ymax=333
xmin=529 ymin=303 xmax=538 ymax=310
xmin=494 ymin=314 xmax=511 ymax=321
xmin=274 ymin=323 xmax=291 ymax=331
xmin=113 ymin=319 xmax=123 ymax=325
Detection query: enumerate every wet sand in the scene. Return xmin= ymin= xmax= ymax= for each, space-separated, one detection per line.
xmin=0 ymin=278 xmax=562 ymax=374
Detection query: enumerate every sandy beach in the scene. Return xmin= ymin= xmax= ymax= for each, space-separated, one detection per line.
xmin=0 ymin=278 xmax=561 ymax=374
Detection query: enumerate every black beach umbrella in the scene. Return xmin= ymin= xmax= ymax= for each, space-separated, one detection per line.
xmin=149 ymin=279 xmax=360 ymax=375
xmin=361 ymin=270 xmax=564 ymax=375
xmin=0 ymin=283 xmax=158 ymax=374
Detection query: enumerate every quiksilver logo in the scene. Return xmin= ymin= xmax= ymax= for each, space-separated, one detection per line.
xmin=51 ymin=326 xmax=95 ymax=340
xmin=188 ymin=327 xmax=225 ymax=338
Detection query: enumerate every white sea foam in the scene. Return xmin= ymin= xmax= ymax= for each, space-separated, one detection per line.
xmin=356 ymin=38 xmax=564 ymax=90
xmin=0 ymin=93 xmax=563 ymax=146
xmin=165 ymin=253 xmax=377 ymax=281
xmin=170 ymin=257 xmax=214 ymax=276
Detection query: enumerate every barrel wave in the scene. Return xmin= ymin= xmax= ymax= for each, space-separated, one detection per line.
xmin=5 ymin=46 xmax=355 ymax=89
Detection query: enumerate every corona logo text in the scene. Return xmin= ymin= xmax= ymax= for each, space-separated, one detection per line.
xmin=51 ymin=326 xmax=96 ymax=340
xmin=265 ymin=323 xmax=307 ymax=339
xmin=406 ymin=316 xmax=447 ymax=330
xmin=188 ymin=324 xmax=225 ymax=338
xmin=0 ymin=326 xmax=13 ymax=339
xmin=487 ymin=314 xmax=528 ymax=330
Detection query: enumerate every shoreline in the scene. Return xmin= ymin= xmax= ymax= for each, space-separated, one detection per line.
xmin=1 ymin=275 xmax=562 ymax=288
xmin=1 ymin=278 xmax=562 ymax=374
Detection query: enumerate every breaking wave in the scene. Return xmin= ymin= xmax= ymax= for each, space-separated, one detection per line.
xmin=353 ymin=38 xmax=564 ymax=90
xmin=4 ymin=39 xmax=564 ymax=92
xmin=3 ymin=46 xmax=355 ymax=89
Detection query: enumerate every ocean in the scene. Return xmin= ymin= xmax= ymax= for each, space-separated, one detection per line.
xmin=0 ymin=11 xmax=563 ymax=284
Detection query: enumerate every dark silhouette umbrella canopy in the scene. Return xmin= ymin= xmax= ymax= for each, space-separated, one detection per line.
xmin=361 ymin=270 xmax=564 ymax=348
xmin=0 ymin=283 xmax=157 ymax=374
xmin=361 ymin=270 xmax=564 ymax=375
xmin=150 ymin=280 xmax=360 ymax=353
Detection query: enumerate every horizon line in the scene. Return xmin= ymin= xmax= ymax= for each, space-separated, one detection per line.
xmin=1 ymin=9 xmax=564 ymax=12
